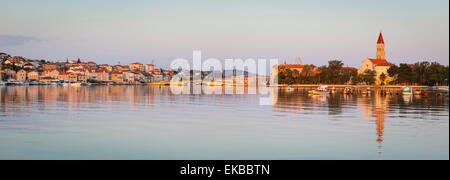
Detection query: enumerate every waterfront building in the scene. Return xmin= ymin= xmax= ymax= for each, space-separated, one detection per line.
xmin=23 ymin=62 xmax=34 ymax=70
xmin=42 ymin=63 xmax=57 ymax=71
xmin=27 ymin=71 xmax=40 ymax=81
xmin=114 ymin=65 xmax=129 ymax=72
xmin=42 ymin=69 xmax=60 ymax=79
xmin=111 ymin=71 xmax=124 ymax=84
xmin=58 ymin=72 xmax=69 ymax=82
xmin=2 ymin=69 xmax=16 ymax=79
xmin=77 ymin=74 xmax=87 ymax=82
xmin=129 ymin=62 xmax=143 ymax=72
xmin=99 ymin=64 xmax=113 ymax=72
xmin=68 ymin=73 xmax=78 ymax=82
xmin=15 ymin=69 xmax=27 ymax=82
xmin=124 ymin=72 xmax=137 ymax=84
xmin=358 ymin=32 xmax=395 ymax=85
xmin=145 ymin=64 xmax=155 ymax=72
xmin=86 ymin=69 xmax=109 ymax=81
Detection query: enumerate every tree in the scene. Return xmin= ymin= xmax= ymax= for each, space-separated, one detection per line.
xmin=341 ymin=68 xmax=356 ymax=84
xmin=361 ymin=70 xmax=376 ymax=85
xmin=413 ymin=61 xmax=430 ymax=85
xmin=278 ymin=67 xmax=298 ymax=85
xmin=397 ymin=64 xmax=413 ymax=85
xmin=442 ymin=66 xmax=449 ymax=86
xmin=379 ymin=73 xmax=387 ymax=86
xmin=328 ymin=60 xmax=344 ymax=84
xmin=351 ymin=73 xmax=362 ymax=85
xmin=387 ymin=65 xmax=398 ymax=78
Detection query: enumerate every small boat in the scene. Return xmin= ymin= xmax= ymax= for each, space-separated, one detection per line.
xmin=362 ymin=87 xmax=371 ymax=95
xmin=70 ymin=82 xmax=82 ymax=87
xmin=311 ymin=86 xmax=330 ymax=95
xmin=0 ymin=81 xmax=6 ymax=86
xmin=437 ymin=87 xmax=449 ymax=96
xmin=344 ymin=87 xmax=353 ymax=94
xmin=285 ymin=86 xmax=294 ymax=92
xmin=414 ymin=89 xmax=425 ymax=95
xmin=29 ymin=81 xmax=39 ymax=85
xmin=402 ymin=87 xmax=412 ymax=95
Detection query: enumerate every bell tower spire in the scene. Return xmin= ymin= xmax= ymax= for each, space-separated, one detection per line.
xmin=376 ymin=32 xmax=386 ymax=60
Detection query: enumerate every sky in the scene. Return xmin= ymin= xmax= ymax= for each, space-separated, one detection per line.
xmin=0 ymin=0 xmax=448 ymax=68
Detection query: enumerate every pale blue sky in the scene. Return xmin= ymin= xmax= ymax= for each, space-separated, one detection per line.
xmin=0 ymin=0 xmax=448 ymax=67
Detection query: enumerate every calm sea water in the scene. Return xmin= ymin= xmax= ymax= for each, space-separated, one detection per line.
xmin=0 ymin=86 xmax=448 ymax=160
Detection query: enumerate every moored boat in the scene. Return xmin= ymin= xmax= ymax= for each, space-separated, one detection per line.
xmin=402 ymin=87 xmax=412 ymax=95
xmin=70 ymin=82 xmax=82 ymax=87
xmin=362 ymin=87 xmax=371 ymax=95
xmin=285 ymin=86 xmax=294 ymax=92
xmin=311 ymin=86 xmax=330 ymax=95
xmin=414 ymin=89 xmax=425 ymax=95
xmin=344 ymin=87 xmax=353 ymax=94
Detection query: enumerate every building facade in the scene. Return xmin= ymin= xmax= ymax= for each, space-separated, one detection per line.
xmin=358 ymin=32 xmax=394 ymax=85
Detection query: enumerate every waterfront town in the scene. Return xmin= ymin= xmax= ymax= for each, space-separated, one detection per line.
xmin=0 ymin=53 xmax=174 ymax=85
xmin=0 ymin=32 xmax=449 ymax=87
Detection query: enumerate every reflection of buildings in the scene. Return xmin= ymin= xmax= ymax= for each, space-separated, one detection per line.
xmin=358 ymin=93 xmax=389 ymax=152
xmin=0 ymin=86 xmax=165 ymax=114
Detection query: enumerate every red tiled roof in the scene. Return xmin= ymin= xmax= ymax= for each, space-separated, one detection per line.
xmin=278 ymin=64 xmax=305 ymax=68
xmin=95 ymin=69 xmax=108 ymax=73
xmin=368 ymin=59 xmax=394 ymax=66
xmin=377 ymin=32 xmax=384 ymax=44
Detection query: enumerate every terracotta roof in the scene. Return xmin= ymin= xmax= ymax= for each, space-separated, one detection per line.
xmin=377 ymin=32 xmax=384 ymax=44
xmin=368 ymin=59 xmax=394 ymax=66
xmin=278 ymin=64 xmax=305 ymax=68
xmin=111 ymin=71 xmax=123 ymax=74
xmin=95 ymin=69 xmax=108 ymax=73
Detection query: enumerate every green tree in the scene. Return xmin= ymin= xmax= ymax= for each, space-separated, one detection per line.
xmin=397 ymin=64 xmax=413 ymax=85
xmin=379 ymin=73 xmax=387 ymax=86
xmin=361 ymin=69 xmax=376 ymax=85
xmin=387 ymin=65 xmax=399 ymax=78
xmin=413 ymin=62 xmax=430 ymax=85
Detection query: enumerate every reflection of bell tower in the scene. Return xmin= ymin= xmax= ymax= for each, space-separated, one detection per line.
xmin=375 ymin=109 xmax=385 ymax=144
xmin=376 ymin=32 xmax=385 ymax=60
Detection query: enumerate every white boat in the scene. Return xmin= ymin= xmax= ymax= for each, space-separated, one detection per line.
xmin=344 ymin=87 xmax=353 ymax=94
xmin=311 ymin=86 xmax=330 ymax=95
xmin=0 ymin=81 xmax=5 ymax=86
xmin=437 ymin=87 xmax=449 ymax=96
xmin=70 ymin=83 xmax=82 ymax=87
xmin=402 ymin=87 xmax=412 ymax=95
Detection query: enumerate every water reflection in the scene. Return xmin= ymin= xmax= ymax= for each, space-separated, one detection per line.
xmin=0 ymin=86 xmax=448 ymax=159
xmin=274 ymin=88 xmax=449 ymax=155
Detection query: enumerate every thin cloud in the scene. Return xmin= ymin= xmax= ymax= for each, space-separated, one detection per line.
xmin=0 ymin=35 xmax=40 ymax=46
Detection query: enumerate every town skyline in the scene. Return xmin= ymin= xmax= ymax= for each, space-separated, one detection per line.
xmin=1 ymin=0 xmax=448 ymax=67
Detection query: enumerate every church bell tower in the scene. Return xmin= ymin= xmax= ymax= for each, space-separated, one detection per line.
xmin=376 ymin=32 xmax=385 ymax=60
